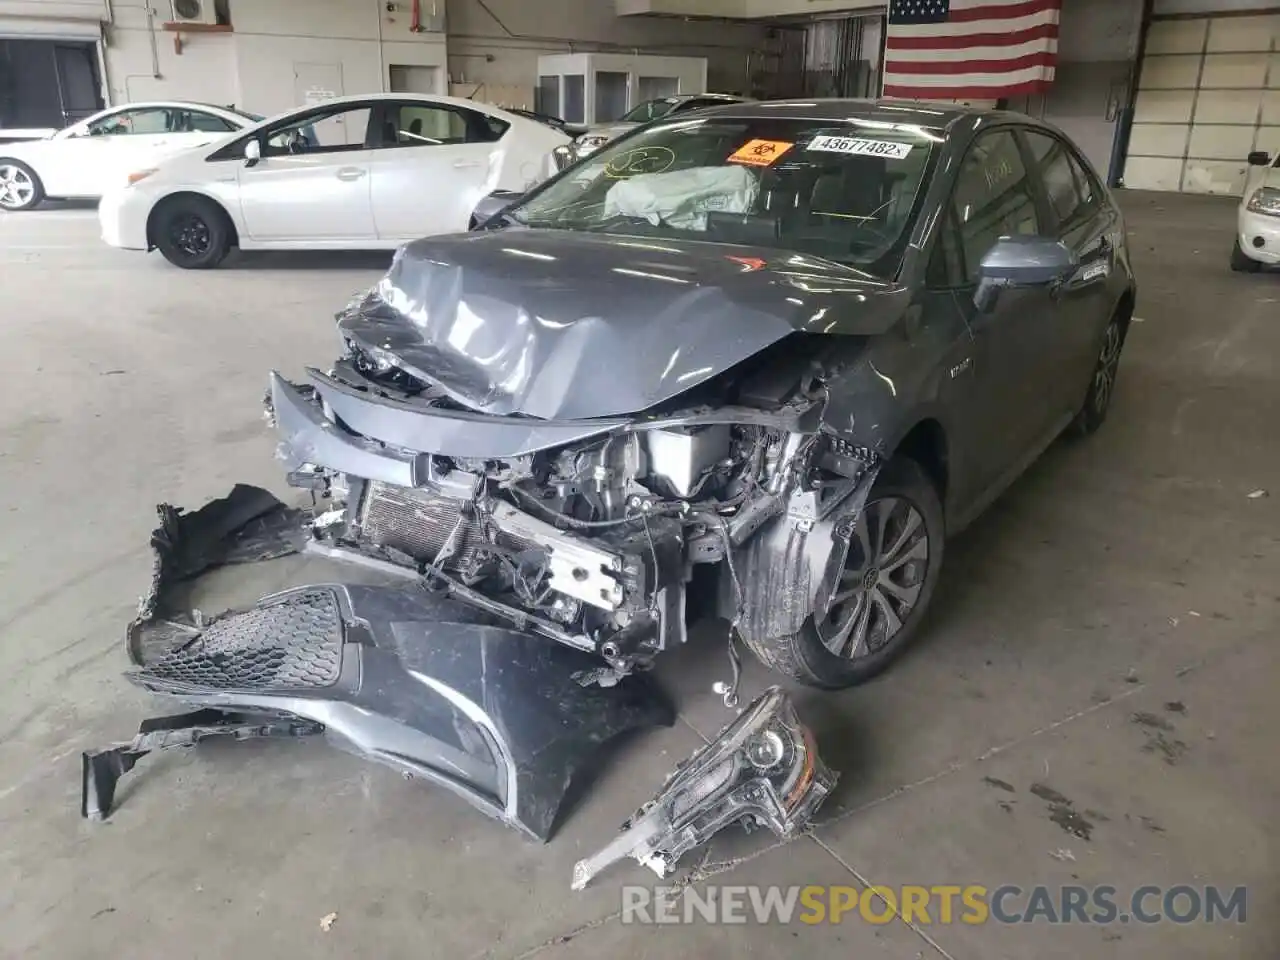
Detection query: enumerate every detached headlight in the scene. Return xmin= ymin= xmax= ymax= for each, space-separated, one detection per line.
xmin=126 ymin=168 xmax=158 ymax=186
xmin=571 ymin=686 xmax=837 ymax=889
xmin=1246 ymin=187 xmax=1280 ymax=217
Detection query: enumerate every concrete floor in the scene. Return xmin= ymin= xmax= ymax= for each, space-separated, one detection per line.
xmin=1 ymin=193 xmax=1277 ymax=959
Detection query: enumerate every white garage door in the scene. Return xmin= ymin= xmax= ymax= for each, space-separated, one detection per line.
xmin=1124 ymin=13 xmax=1279 ymax=195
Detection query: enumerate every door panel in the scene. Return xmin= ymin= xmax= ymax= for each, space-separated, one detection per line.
xmin=44 ymin=107 xmax=174 ymax=196
xmin=369 ymin=102 xmax=504 ymax=241
xmin=1023 ymin=130 xmax=1119 ymax=418
xmin=237 ymin=155 xmax=374 ymax=241
xmin=933 ymin=128 xmax=1058 ymax=505
xmin=236 ymin=102 xmax=377 ymax=241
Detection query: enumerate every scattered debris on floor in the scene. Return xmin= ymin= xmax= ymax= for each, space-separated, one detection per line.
xmin=981 ymin=776 xmax=1015 ymax=793
xmin=320 ymin=912 xmax=337 ymax=932
xmin=1163 ymin=701 xmax=1187 ymax=715
xmin=1049 ymin=848 xmax=1076 ymax=862
xmin=571 ymin=687 xmax=836 ymax=890
xmin=1247 ymin=489 xmax=1268 ymax=499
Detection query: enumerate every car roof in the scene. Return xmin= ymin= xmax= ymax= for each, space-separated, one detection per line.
xmin=695 ymin=97 xmax=1020 ymax=130
xmin=101 ymin=100 xmax=245 ymax=114
xmin=670 ymin=93 xmax=751 ymax=103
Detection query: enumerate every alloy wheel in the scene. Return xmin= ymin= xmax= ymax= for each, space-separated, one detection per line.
xmin=816 ymin=496 xmax=930 ymax=660
xmin=0 ymin=165 xmax=35 ymax=209
xmin=170 ymin=213 xmax=212 ymax=257
xmin=1093 ymin=322 xmax=1123 ymax=414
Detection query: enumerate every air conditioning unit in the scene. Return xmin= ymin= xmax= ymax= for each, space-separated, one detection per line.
xmin=169 ymin=0 xmax=218 ymax=26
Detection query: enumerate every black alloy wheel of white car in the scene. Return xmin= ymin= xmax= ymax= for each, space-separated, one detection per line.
xmin=154 ymin=195 xmax=232 ymax=269
xmin=0 ymin=160 xmax=44 ymax=211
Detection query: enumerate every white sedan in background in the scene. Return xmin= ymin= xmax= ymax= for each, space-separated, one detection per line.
xmin=0 ymin=101 xmax=258 ymax=211
xmin=99 ymin=93 xmax=571 ymax=268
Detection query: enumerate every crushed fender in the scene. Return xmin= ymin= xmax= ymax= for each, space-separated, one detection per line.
xmin=571 ymin=686 xmax=836 ymax=889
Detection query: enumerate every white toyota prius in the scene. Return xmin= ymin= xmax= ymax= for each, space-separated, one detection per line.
xmin=0 ymin=101 xmax=258 ymax=212
xmin=98 ymin=93 xmax=570 ymax=268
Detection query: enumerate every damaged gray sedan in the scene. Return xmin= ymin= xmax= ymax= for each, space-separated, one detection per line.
xmin=273 ymin=100 xmax=1136 ymax=689
xmin=86 ymin=101 xmax=1135 ymax=868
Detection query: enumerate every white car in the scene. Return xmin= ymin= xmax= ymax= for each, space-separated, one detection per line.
xmin=0 ymin=102 xmax=258 ymax=212
xmin=1233 ymin=149 xmax=1280 ymax=272
xmin=99 ymin=93 xmax=571 ymax=269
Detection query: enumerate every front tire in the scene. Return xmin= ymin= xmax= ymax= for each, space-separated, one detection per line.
xmin=0 ymin=160 xmax=45 ymax=211
xmin=741 ymin=456 xmax=945 ymax=689
xmin=154 ymin=196 xmax=231 ymax=269
xmin=1231 ymin=237 xmax=1261 ymax=273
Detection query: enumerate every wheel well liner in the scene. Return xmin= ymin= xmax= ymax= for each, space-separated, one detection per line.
xmin=1114 ymin=288 xmax=1136 ymax=338
xmin=146 ymin=192 xmax=239 ymax=249
xmin=895 ymin=418 xmax=948 ymax=503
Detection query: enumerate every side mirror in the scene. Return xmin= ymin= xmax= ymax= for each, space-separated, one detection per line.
xmin=470 ymin=189 xmax=525 ymax=229
xmin=974 ymin=236 xmax=1078 ymax=313
xmin=1247 ymin=151 xmax=1272 ymax=167
xmin=244 ymin=139 xmax=262 ymax=167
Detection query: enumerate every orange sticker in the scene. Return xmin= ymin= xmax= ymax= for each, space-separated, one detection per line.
xmin=727 ymin=139 xmax=794 ymax=167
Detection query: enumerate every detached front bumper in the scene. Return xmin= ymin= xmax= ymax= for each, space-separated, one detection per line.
xmin=115 ymin=583 xmax=673 ymax=840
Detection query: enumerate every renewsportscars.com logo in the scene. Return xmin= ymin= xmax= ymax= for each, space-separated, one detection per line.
xmin=620 ymin=884 xmax=1248 ymax=926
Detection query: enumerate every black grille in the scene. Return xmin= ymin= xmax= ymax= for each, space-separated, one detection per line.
xmin=137 ymin=588 xmax=344 ymax=691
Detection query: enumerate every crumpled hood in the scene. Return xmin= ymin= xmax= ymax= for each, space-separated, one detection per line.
xmin=338 ymin=229 xmax=908 ymax=420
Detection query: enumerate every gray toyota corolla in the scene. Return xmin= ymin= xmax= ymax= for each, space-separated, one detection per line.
xmin=269 ymin=99 xmax=1137 ymax=691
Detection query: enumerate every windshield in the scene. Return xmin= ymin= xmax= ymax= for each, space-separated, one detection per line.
xmin=619 ymin=98 xmax=680 ymax=124
xmin=509 ymin=115 xmax=940 ymax=271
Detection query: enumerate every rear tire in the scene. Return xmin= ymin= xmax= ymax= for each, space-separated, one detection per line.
xmin=740 ymin=456 xmax=945 ymax=689
xmin=1069 ymin=313 xmax=1126 ymax=437
xmin=0 ymin=159 xmax=44 ymax=211
xmin=154 ymin=196 xmax=231 ymax=269
xmin=1231 ymin=238 xmax=1261 ymax=273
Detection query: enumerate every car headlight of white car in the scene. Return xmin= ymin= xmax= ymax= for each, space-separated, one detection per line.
xmin=573 ymin=135 xmax=610 ymax=157
xmin=1246 ymin=186 xmax=1280 ymax=217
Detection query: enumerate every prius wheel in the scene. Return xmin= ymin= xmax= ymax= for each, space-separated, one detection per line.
xmin=1070 ymin=315 xmax=1125 ymax=436
xmin=742 ymin=457 xmax=944 ymax=690
xmin=0 ymin=160 xmax=44 ymax=211
xmin=154 ymin=196 xmax=231 ymax=268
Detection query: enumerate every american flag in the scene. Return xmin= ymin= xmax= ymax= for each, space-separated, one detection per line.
xmin=883 ymin=0 xmax=1062 ymax=101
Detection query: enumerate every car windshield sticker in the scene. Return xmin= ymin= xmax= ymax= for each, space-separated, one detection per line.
xmin=807 ymin=136 xmax=913 ymax=160
xmin=727 ymin=139 xmax=795 ymax=167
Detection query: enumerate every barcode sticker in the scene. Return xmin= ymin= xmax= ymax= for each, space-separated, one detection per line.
xmin=807 ymin=136 xmax=913 ymax=159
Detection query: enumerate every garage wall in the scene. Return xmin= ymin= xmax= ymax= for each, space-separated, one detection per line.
xmin=1003 ymin=0 xmax=1145 ymax=181
xmin=1124 ymin=11 xmax=1280 ymax=195
xmin=444 ymin=0 xmax=771 ymax=102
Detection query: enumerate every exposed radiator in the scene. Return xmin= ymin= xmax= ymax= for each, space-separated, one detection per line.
xmin=357 ymin=481 xmax=534 ymax=566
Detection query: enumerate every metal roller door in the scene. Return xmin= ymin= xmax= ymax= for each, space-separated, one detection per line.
xmin=1124 ymin=12 xmax=1280 ymax=195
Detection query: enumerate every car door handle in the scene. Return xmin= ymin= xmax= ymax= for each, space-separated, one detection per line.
xmin=452 ymin=159 xmax=482 ymax=169
xmin=336 ymin=167 xmax=367 ymax=182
